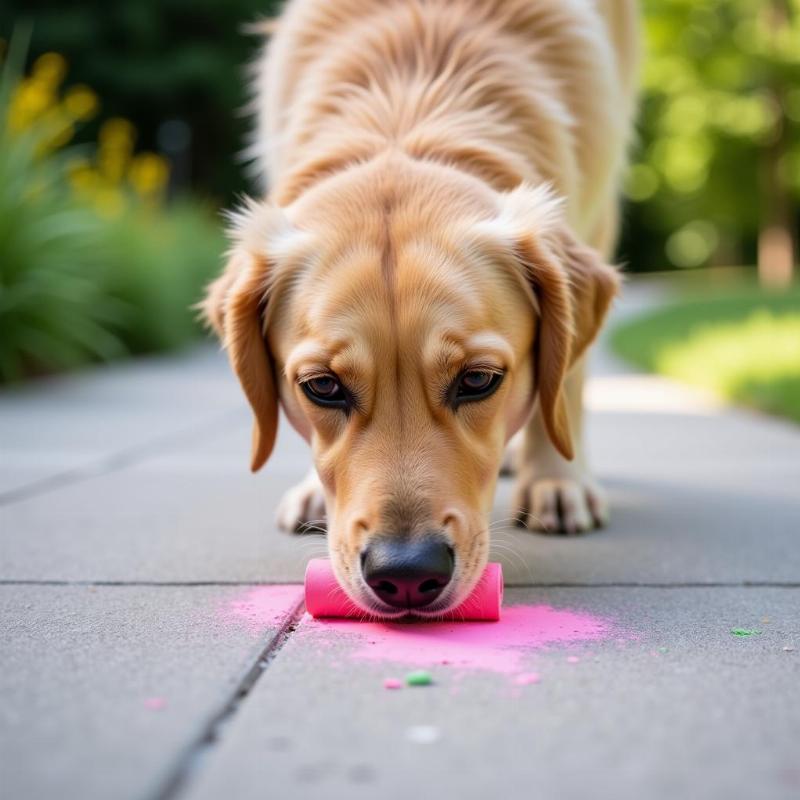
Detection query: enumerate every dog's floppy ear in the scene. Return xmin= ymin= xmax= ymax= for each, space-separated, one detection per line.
xmin=200 ymin=201 xmax=295 ymax=472
xmin=478 ymin=185 xmax=619 ymax=460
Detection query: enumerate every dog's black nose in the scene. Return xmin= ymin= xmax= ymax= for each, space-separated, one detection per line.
xmin=361 ymin=536 xmax=454 ymax=609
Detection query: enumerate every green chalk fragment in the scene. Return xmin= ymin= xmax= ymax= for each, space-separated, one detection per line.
xmin=730 ymin=628 xmax=761 ymax=637
xmin=405 ymin=670 xmax=433 ymax=686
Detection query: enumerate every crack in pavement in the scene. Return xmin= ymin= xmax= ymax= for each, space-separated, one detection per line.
xmin=146 ymin=594 xmax=306 ymax=800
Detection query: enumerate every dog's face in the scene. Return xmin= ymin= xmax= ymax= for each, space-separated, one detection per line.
xmin=203 ymin=157 xmax=616 ymax=617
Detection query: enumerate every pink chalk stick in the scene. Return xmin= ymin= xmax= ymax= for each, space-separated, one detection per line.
xmin=304 ymin=558 xmax=503 ymax=621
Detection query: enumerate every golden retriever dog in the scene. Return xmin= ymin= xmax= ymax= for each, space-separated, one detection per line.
xmin=202 ymin=0 xmax=639 ymax=617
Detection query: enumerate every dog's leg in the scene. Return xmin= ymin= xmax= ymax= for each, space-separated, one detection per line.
xmin=275 ymin=468 xmax=327 ymax=533
xmin=512 ymin=354 xmax=607 ymax=534
xmin=499 ymin=430 xmax=523 ymax=476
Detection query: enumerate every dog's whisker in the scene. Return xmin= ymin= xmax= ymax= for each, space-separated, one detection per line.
xmin=293 ymin=539 xmax=328 ymax=555
xmin=488 ymin=516 xmax=522 ymax=529
xmin=489 ymin=529 xmax=527 ymax=543
xmin=487 ymin=532 xmax=529 ymax=557
xmin=488 ymin=541 xmax=534 ymax=581
xmin=293 ymin=530 xmax=327 ymax=542
xmin=297 ymin=540 xmax=328 ymax=554
xmin=295 ymin=518 xmax=328 ymax=535
xmin=488 ymin=545 xmax=530 ymax=575
xmin=294 ymin=534 xmax=327 ymax=546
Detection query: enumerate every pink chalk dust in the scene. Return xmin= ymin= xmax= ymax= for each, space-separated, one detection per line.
xmin=222 ymin=585 xmax=304 ymax=633
xmin=301 ymin=604 xmax=612 ymax=674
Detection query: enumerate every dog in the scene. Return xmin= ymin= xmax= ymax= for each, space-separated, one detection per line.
xmin=202 ymin=0 xmax=639 ymax=617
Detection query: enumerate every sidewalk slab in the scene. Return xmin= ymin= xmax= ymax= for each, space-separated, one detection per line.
xmin=182 ymin=586 xmax=800 ymax=800
xmin=0 ymin=584 xmax=302 ymax=800
xmin=0 ymin=416 xmax=323 ymax=582
xmin=2 ymin=399 xmax=798 ymax=583
xmin=491 ymin=403 xmax=800 ymax=584
xmin=0 ymin=346 xmax=239 ymax=498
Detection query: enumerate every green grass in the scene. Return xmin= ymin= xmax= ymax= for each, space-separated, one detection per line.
xmin=611 ymin=282 xmax=800 ymax=423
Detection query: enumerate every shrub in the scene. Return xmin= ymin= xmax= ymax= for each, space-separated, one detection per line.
xmin=93 ymin=201 xmax=223 ymax=356
xmin=0 ymin=36 xmax=124 ymax=379
xmin=0 ymin=35 xmax=223 ymax=383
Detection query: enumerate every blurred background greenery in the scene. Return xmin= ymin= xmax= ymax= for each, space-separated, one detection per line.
xmin=622 ymin=0 xmax=800 ymax=286
xmin=0 ymin=0 xmax=798 ymax=421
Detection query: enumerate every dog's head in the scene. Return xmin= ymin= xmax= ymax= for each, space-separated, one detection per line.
xmin=202 ymin=155 xmax=617 ymax=617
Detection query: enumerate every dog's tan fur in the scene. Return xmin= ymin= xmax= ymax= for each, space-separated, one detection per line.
xmin=203 ymin=0 xmax=638 ymax=615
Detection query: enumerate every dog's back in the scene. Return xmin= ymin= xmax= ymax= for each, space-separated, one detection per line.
xmin=254 ymin=0 xmax=638 ymax=246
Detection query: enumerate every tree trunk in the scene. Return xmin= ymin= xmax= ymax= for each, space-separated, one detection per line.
xmin=758 ymin=0 xmax=795 ymax=288
xmin=758 ymin=134 xmax=794 ymax=288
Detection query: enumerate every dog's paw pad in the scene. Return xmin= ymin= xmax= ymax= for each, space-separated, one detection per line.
xmin=512 ymin=475 xmax=607 ymax=535
xmin=275 ymin=472 xmax=327 ymax=533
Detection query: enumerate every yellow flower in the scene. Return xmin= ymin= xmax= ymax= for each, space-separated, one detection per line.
xmin=99 ymin=118 xmax=136 ymax=149
xmin=32 ymin=52 xmax=67 ymax=87
xmin=98 ymin=148 xmax=129 ymax=184
xmin=8 ymin=78 xmax=56 ymax=131
xmin=4 ymin=52 xmax=173 ymax=210
xmin=128 ymin=153 xmax=170 ymax=196
xmin=39 ymin=111 xmax=75 ymax=152
xmin=65 ymin=157 xmax=98 ymax=195
xmin=63 ymin=85 xmax=99 ymax=121
xmin=93 ymin=187 xmax=127 ymax=219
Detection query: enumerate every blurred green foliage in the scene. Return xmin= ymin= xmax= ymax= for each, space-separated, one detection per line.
xmin=0 ymin=35 xmax=224 ymax=382
xmin=611 ymin=282 xmax=800 ymax=422
xmin=620 ymin=0 xmax=800 ymax=272
xmin=0 ymin=0 xmax=282 ymax=201
xmin=92 ymin=203 xmax=224 ymax=355
xmin=0 ymin=118 xmax=122 ymax=378
xmin=3 ymin=1 xmax=800 ymax=275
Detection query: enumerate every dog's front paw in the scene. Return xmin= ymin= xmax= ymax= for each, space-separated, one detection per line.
xmin=275 ymin=470 xmax=327 ymax=533
xmin=512 ymin=470 xmax=608 ymax=535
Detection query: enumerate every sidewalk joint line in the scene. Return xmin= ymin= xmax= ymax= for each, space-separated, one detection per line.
xmin=0 ymin=409 xmax=242 ymax=508
xmin=1 ymin=579 xmax=798 ymax=588
xmin=0 ymin=579 xmax=307 ymax=587
xmin=505 ymin=581 xmax=800 ymax=588
xmin=147 ymin=595 xmax=306 ymax=800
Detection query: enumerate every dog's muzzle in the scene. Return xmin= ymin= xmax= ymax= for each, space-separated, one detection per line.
xmin=360 ymin=534 xmax=454 ymax=610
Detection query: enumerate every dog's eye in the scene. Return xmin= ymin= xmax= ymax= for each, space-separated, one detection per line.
xmin=301 ymin=375 xmax=349 ymax=409
xmin=452 ymin=369 xmax=504 ymax=405
xmin=461 ymin=370 xmax=495 ymax=392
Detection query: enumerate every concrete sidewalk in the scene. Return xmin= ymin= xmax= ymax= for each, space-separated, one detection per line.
xmin=1 ymin=280 xmax=799 ymax=800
